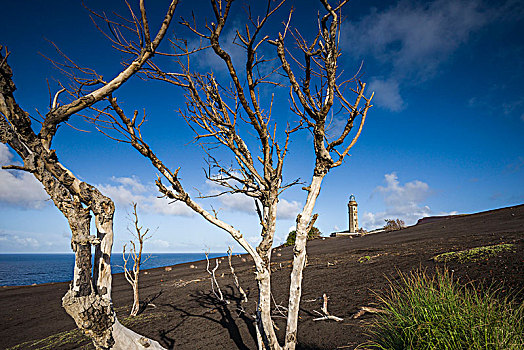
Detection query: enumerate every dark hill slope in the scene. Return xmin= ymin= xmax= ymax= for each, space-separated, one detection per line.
xmin=1 ymin=204 xmax=523 ymax=349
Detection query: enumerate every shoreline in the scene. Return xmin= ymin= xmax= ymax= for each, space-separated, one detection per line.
xmin=0 ymin=252 xmax=232 ymax=288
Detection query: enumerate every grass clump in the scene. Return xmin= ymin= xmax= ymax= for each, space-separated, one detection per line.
xmin=365 ymin=269 xmax=524 ymax=350
xmin=432 ymin=243 xmax=515 ymax=263
xmin=7 ymin=328 xmax=88 ymax=350
xmin=358 ymin=255 xmax=372 ymax=263
xmin=7 ymin=312 xmax=162 ymax=350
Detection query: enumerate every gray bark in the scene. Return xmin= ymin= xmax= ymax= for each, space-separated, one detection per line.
xmin=0 ymin=46 xmax=165 ymax=349
xmin=284 ymin=175 xmax=324 ymax=349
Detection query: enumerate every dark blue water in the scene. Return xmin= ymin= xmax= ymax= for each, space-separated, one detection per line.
xmin=0 ymin=253 xmax=223 ymax=286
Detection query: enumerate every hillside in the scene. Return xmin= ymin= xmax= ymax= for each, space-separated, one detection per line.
xmin=1 ymin=204 xmax=523 ymax=349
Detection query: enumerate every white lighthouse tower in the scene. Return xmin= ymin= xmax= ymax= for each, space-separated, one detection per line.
xmin=348 ymin=194 xmax=358 ymax=233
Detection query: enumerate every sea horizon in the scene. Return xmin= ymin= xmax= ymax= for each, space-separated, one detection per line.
xmin=0 ymin=252 xmax=227 ymax=287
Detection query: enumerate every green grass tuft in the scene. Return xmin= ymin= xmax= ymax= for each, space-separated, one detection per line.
xmin=432 ymin=243 xmax=515 ymax=263
xmin=358 ymin=255 xmax=372 ymax=263
xmin=6 ymin=312 xmax=162 ymax=350
xmin=6 ymin=328 xmax=88 ymax=350
xmin=364 ymin=269 xmax=524 ymax=350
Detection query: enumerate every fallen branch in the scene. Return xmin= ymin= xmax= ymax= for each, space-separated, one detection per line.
xmin=172 ymin=278 xmax=202 ymax=288
xmin=351 ymin=306 xmax=389 ymax=319
xmin=313 ymin=294 xmax=344 ymax=322
xmin=271 ymin=293 xmax=288 ymax=319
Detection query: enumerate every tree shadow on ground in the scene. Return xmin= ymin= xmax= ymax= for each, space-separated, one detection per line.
xmin=137 ymin=290 xmax=163 ymax=316
xmin=159 ymin=286 xmax=256 ymax=349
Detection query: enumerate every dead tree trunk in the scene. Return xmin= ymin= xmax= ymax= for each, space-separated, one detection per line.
xmin=0 ymin=0 xmax=179 ymax=345
xmin=255 ymin=199 xmax=281 ymax=350
xmin=284 ymin=174 xmax=324 ymax=347
xmin=123 ymin=203 xmax=150 ymax=317
xmin=0 ymin=74 xmax=164 ymax=348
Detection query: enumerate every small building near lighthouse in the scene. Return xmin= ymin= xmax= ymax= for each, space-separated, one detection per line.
xmin=331 ymin=194 xmax=360 ymax=237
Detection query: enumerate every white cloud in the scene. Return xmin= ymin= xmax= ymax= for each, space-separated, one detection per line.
xmin=0 ymin=144 xmax=11 ymax=164
xmin=278 ymin=198 xmax=301 ymax=220
xmin=149 ymin=239 xmax=171 ymax=249
xmin=436 ymin=210 xmax=458 ymax=216
xmin=0 ymin=230 xmax=41 ymax=249
xmin=97 ymin=180 xmax=144 ymax=206
xmin=97 ymin=176 xmax=193 ymax=217
xmin=112 ymin=176 xmax=146 ymax=193
xmin=205 ymin=174 xmax=301 ymax=219
xmin=325 ymin=115 xmax=349 ymax=140
xmin=149 ymin=197 xmax=194 ymax=216
xmin=215 ymin=192 xmax=256 ymax=214
xmin=246 ymin=235 xmax=261 ymax=246
xmin=361 ymin=172 xmax=433 ymax=229
xmin=369 ymin=78 xmax=405 ymax=111
xmin=377 ymin=173 xmax=431 ymax=208
xmin=208 ymin=192 xmax=301 ymax=220
xmin=0 ymin=144 xmax=49 ymax=209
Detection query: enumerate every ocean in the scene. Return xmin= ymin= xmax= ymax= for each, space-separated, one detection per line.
xmin=0 ymin=253 xmax=224 ymax=287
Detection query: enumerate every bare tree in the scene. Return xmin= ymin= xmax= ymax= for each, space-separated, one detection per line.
xmin=269 ymin=1 xmax=373 ymax=347
xmin=123 ymin=203 xmax=151 ymax=317
xmin=84 ymin=1 xmax=372 ymax=349
xmin=204 ymin=250 xmax=228 ymax=303
xmin=87 ymin=1 xmax=296 ymax=347
xmin=0 ymin=1 xmax=179 ymax=348
xmin=228 ymin=247 xmax=248 ymax=304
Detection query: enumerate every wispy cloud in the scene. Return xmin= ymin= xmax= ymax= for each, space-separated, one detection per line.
xmin=344 ymin=0 xmax=489 ymax=78
xmin=0 ymin=229 xmax=42 ymax=250
xmin=206 ymin=191 xmax=302 ymax=220
xmin=97 ymin=176 xmax=194 ymax=216
xmin=0 ymin=144 xmax=49 ymax=209
xmin=212 ymin=192 xmax=256 ymax=214
xmin=185 ymin=20 xmax=245 ymax=74
xmin=469 ymin=95 xmax=524 ymax=122
xmin=368 ymin=78 xmax=405 ymax=112
xmin=343 ymin=0 xmax=493 ymax=110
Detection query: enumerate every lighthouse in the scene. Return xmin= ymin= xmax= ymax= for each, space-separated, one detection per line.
xmin=348 ymin=194 xmax=358 ymax=233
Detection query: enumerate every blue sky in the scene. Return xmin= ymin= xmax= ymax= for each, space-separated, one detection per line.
xmin=1 ymin=0 xmax=523 ymax=253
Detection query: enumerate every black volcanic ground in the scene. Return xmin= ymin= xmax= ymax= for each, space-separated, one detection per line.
xmin=1 ymin=204 xmax=523 ymax=349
